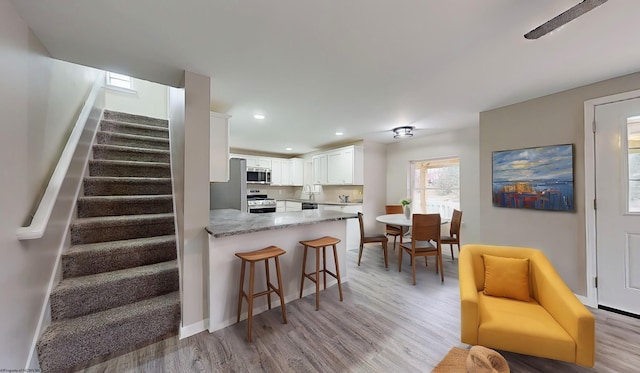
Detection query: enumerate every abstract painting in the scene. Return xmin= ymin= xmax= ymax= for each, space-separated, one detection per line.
xmin=492 ymin=144 xmax=574 ymax=211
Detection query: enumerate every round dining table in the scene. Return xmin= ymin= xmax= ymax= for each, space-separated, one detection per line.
xmin=375 ymin=213 xmax=449 ymax=227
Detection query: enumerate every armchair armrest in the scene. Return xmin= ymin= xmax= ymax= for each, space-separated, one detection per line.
xmin=531 ymin=253 xmax=595 ymax=367
xmin=459 ymin=249 xmax=479 ymax=344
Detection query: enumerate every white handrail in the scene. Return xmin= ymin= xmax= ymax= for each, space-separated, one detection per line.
xmin=16 ymin=73 xmax=105 ymax=240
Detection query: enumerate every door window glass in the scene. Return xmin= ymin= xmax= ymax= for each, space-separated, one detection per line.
xmin=628 ymin=120 xmax=640 ymax=213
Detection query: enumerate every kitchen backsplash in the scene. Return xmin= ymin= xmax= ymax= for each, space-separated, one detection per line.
xmin=256 ymin=185 xmax=364 ymax=203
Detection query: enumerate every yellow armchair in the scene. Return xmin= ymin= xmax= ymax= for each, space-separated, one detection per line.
xmin=459 ymin=244 xmax=595 ymax=367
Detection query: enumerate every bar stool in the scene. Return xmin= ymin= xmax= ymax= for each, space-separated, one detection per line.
xmin=235 ymin=246 xmax=287 ymax=342
xmin=299 ymin=236 xmax=343 ymax=310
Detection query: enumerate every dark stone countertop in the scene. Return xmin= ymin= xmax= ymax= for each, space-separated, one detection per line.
xmin=206 ymin=209 xmax=357 ymax=238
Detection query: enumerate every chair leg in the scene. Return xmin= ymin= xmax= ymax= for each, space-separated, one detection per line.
xmin=438 ymin=248 xmax=444 ymax=283
xmin=247 ymin=262 xmax=255 ymax=342
xmin=274 ymin=256 xmax=287 ymax=324
xmin=411 ymin=253 xmax=417 ymax=286
xmin=398 ymin=246 xmax=403 ymax=272
xmin=450 ymin=244 xmax=455 ymax=261
xmin=382 ymin=241 xmax=388 ymax=269
xmin=357 ymin=243 xmax=364 ymax=266
xmin=299 ymin=246 xmax=308 ymax=299
xmin=315 ymin=246 xmax=320 ymax=311
xmin=265 ymin=258 xmax=272 ymax=309
xmin=322 ymin=246 xmax=327 ymax=290
xmin=332 ymin=244 xmax=343 ymax=301
xmin=237 ymin=260 xmax=246 ymax=323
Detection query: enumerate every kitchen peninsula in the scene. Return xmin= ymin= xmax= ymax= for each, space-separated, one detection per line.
xmin=206 ymin=209 xmax=357 ymax=332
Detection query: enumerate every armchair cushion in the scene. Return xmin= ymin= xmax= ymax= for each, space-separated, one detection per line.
xmin=482 ymin=254 xmax=530 ymax=302
xmin=478 ymin=293 xmax=575 ymax=362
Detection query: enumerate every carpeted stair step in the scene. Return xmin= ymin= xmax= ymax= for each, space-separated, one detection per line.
xmin=96 ymin=131 xmax=169 ymax=150
xmin=77 ymin=195 xmax=173 ymax=218
xmin=92 ymin=144 xmax=170 ymax=163
xmin=100 ymin=120 xmax=169 ymax=139
xmin=37 ymin=291 xmax=180 ymax=373
xmin=103 ymin=110 xmax=169 ymax=128
xmin=83 ymin=176 xmax=172 ymax=196
xmin=71 ymin=213 xmax=175 ymax=245
xmin=89 ymin=159 xmax=170 ymax=178
xmin=50 ymin=260 xmax=178 ymax=321
xmin=62 ymin=235 xmax=177 ymax=278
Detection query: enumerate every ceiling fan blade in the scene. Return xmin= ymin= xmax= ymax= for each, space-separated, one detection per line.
xmin=524 ymin=0 xmax=608 ymax=40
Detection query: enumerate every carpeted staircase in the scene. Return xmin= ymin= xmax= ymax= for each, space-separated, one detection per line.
xmin=36 ymin=110 xmax=180 ymax=373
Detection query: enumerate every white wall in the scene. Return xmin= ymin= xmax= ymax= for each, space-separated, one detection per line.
xmin=480 ymin=71 xmax=640 ymax=296
xmin=105 ymin=77 xmax=168 ymax=119
xmin=386 ymin=126 xmax=481 ymax=246
xmin=363 ymin=140 xmax=388 ymax=233
xmin=169 ymin=71 xmax=211 ymax=333
xmin=0 ymin=0 xmax=102 ymax=367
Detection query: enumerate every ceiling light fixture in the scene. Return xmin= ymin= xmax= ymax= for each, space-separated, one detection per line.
xmin=285 ymin=147 xmax=293 ymax=151
xmin=392 ymin=126 xmax=414 ymax=139
xmin=335 ymin=132 xmax=344 ymax=136
xmin=254 ymin=114 xmax=265 ymax=120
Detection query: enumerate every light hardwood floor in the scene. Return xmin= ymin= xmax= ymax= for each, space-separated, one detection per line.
xmin=76 ymin=244 xmax=640 ymax=372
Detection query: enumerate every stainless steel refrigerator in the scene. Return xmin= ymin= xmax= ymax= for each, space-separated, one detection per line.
xmin=210 ymin=158 xmax=247 ymax=211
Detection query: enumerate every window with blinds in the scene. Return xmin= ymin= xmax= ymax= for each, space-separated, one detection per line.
xmin=409 ymin=157 xmax=460 ymax=219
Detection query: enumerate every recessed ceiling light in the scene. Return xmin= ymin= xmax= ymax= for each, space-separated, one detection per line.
xmin=285 ymin=147 xmax=292 ymax=151
xmin=335 ymin=132 xmax=344 ymax=136
xmin=254 ymin=114 xmax=265 ymax=120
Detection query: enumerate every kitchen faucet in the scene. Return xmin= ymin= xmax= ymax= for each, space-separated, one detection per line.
xmin=304 ymin=184 xmax=315 ymax=201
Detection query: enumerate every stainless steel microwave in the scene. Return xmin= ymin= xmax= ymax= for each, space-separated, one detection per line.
xmin=247 ymin=167 xmax=271 ymax=184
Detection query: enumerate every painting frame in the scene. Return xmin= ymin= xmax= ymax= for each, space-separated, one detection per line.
xmin=492 ymin=144 xmax=574 ymax=212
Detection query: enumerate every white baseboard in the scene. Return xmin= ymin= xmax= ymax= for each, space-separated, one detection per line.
xmin=575 ymin=294 xmax=590 ymax=306
xmin=180 ymin=319 xmax=209 ymax=339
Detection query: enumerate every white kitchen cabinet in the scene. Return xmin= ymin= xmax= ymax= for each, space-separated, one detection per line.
xmin=246 ymin=156 xmax=271 ymax=169
xmin=291 ymin=158 xmax=304 ymax=186
xmin=312 ymin=145 xmax=363 ymax=185
xmin=312 ymin=154 xmax=328 ymax=185
xmin=276 ymin=201 xmax=286 ymax=212
xmin=285 ymin=201 xmax=302 ymax=212
xmin=271 ymin=158 xmax=283 ymax=185
xmin=271 ymin=158 xmax=293 ymax=186
xmin=280 ymin=159 xmax=291 ymax=185
xmin=210 ymin=112 xmax=231 ymax=182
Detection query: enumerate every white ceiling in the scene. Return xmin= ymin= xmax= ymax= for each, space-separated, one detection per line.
xmin=10 ymin=0 xmax=640 ymax=155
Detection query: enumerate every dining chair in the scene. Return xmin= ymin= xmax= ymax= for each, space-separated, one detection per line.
xmin=441 ymin=209 xmax=462 ymax=261
xmin=385 ymin=205 xmax=404 ymax=251
xmin=357 ymin=212 xmax=389 ymax=268
xmin=398 ymin=213 xmax=443 ymax=285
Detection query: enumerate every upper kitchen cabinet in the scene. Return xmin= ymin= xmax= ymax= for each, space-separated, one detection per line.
xmin=270 ymin=157 xmax=303 ymax=186
xmin=246 ymin=156 xmax=271 ymax=169
xmin=210 ymin=112 xmax=232 ymax=182
xmin=312 ymin=154 xmax=328 ymax=185
xmin=313 ymin=145 xmax=363 ymax=185
xmin=290 ymin=158 xmax=304 ymax=186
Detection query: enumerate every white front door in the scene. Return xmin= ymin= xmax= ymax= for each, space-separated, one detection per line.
xmin=595 ymin=98 xmax=640 ymax=314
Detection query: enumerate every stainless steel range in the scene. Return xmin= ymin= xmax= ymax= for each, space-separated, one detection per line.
xmin=247 ymin=193 xmax=276 ymax=213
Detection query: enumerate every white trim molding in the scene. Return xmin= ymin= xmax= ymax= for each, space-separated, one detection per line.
xmin=583 ymin=88 xmax=640 ymax=309
xmin=180 ymin=319 xmax=209 ymax=340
